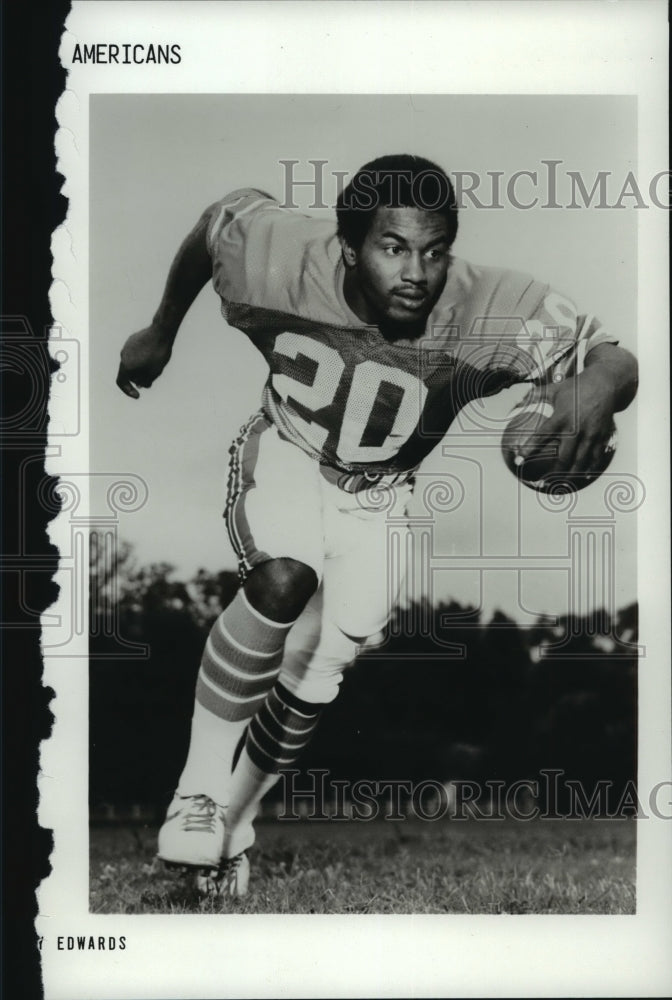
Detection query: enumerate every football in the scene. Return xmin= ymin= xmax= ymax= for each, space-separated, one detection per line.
xmin=501 ymin=387 xmax=617 ymax=493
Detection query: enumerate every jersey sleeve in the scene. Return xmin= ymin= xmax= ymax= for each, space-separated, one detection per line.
xmin=205 ymin=188 xmax=346 ymax=328
xmin=462 ymin=281 xmax=621 ymax=392
xmin=206 ymin=188 xmax=277 ymax=255
xmin=448 ymin=266 xmax=621 ymax=396
xmin=205 ymin=188 xmax=287 ymax=318
xmin=516 ymin=287 xmax=620 ymax=387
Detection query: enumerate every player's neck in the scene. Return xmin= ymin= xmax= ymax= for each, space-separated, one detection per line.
xmin=377 ymin=319 xmax=427 ymax=343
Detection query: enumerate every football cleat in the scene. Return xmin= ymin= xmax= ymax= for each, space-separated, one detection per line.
xmin=157 ymin=793 xmax=226 ymax=869
xmin=195 ymin=852 xmax=250 ymax=899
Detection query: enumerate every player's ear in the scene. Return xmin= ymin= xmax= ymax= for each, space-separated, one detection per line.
xmin=339 ymin=236 xmax=358 ymax=268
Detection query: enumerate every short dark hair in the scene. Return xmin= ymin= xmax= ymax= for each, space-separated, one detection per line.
xmin=336 ymin=153 xmax=458 ymax=250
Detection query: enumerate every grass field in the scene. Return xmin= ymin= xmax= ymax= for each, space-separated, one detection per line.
xmin=90 ymin=816 xmax=635 ymax=915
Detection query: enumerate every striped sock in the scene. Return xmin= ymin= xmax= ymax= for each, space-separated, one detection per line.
xmin=223 ymin=683 xmax=322 ymax=857
xmin=176 ymin=590 xmax=295 ymax=806
xmin=196 ymin=589 xmax=294 ymax=721
xmin=246 ymin=683 xmax=321 ymax=773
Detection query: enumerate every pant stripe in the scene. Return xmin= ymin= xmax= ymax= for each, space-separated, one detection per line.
xmin=224 ymin=412 xmax=266 ymax=580
xmin=224 ymin=419 xmax=250 ymax=574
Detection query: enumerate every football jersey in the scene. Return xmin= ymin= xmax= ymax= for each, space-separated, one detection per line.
xmin=207 ymin=188 xmax=617 ymax=475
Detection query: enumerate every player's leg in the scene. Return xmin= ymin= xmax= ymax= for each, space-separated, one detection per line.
xmin=157 ymin=413 xmax=323 ymax=875
xmin=220 ymin=589 xmax=360 ymax=859
xmin=159 ymin=558 xmax=315 ymax=858
xmin=221 ymin=479 xmax=412 ymax=861
xmin=173 ymin=557 xmax=316 ymax=803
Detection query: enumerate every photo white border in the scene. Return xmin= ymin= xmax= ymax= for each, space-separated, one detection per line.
xmin=42 ymin=2 xmax=671 ymax=997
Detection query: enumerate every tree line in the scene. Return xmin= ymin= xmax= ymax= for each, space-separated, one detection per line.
xmin=89 ymin=538 xmax=637 ymax=814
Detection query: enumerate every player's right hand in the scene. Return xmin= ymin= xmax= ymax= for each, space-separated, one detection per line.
xmin=116 ymin=325 xmax=173 ymax=399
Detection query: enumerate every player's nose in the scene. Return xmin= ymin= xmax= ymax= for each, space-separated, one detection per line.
xmin=400 ymin=252 xmax=425 ymax=284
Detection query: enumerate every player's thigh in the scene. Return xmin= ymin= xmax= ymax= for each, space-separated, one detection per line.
xmin=322 ymin=492 xmax=411 ymax=639
xmin=226 ymin=413 xmax=325 ymax=581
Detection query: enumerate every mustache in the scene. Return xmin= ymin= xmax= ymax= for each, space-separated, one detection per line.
xmin=393 ymin=286 xmax=427 ymax=296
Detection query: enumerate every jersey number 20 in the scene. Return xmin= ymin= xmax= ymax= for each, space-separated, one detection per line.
xmin=272 ymin=332 xmax=427 ymax=463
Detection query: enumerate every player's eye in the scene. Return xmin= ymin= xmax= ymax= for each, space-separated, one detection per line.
xmin=383 ymin=245 xmax=404 ymax=256
xmin=425 ymin=248 xmax=446 ymax=260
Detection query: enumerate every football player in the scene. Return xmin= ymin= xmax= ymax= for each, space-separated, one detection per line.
xmin=117 ymin=154 xmax=637 ymax=897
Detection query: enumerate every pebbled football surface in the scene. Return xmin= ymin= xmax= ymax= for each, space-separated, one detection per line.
xmin=501 ymin=391 xmax=617 ymax=494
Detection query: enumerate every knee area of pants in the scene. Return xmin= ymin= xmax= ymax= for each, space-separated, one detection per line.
xmin=279 ymin=621 xmax=357 ymax=705
xmin=281 ymin=672 xmax=343 ymax=706
xmin=330 ymin=608 xmax=387 ymax=642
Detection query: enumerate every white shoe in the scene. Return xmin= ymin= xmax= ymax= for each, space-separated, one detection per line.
xmin=196 ymin=852 xmax=250 ymax=899
xmin=157 ymin=793 xmax=226 ymax=869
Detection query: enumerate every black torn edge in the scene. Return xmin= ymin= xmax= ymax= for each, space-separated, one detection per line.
xmin=1 ymin=3 xmax=71 ymax=997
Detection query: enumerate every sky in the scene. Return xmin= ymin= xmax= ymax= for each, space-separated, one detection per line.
xmin=89 ymin=93 xmax=638 ymax=621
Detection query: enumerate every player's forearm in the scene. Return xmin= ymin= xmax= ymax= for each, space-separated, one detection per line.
xmin=152 ymin=206 xmax=217 ymax=342
xmin=583 ymin=343 xmax=638 ymax=412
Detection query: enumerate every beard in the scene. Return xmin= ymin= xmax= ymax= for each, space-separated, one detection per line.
xmin=377 ymin=316 xmax=428 ymax=342
xmin=377 ymin=256 xmax=451 ymax=342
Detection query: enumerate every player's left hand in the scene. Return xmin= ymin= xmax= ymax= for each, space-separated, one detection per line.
xmin=116 ymin=324 xmax=174 ymax=399
xmin=517 ymin=368 xmax=617 ymax=474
